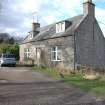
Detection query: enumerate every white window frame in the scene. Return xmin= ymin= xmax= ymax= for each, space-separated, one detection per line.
xmin=24 ymin=48 xmax=30 ymax=59
xmin=51 ymin=46 xmax=61 ymax=61
xmin=56 ymin=22 xmax=65 ymax=33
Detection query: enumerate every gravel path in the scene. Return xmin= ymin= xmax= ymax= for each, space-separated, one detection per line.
xmin=0 ymin=67 xmax=54 ymax=83
xmin=0 ymin=67 xmax=104 ymax=105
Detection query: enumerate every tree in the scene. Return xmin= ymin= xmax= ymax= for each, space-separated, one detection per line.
xmin=0 ymin=38 xmax=3 ymax=43
xmin=0 ymin=43 xmax=19 ymax=60
xmin=0 ymin=33 xmax=15 ymax=44
xmin=0 ymin=33 xmax=21 ymax=60
xmin=9 ymin=37 xmax=15 ymax=44
xmin=8 ymin=44 xmax=19 ymax=60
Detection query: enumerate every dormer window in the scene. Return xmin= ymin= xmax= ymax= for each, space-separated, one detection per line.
xmin=56 ymin=21 xmax=71 ymax=33
xmin=56 ymin=22 xmax=65 ymax=33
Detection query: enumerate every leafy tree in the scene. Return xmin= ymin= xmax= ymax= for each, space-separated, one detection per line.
xmin=0 ymin=38 xmax=3 ymax=43
xmin=0 ymin=33 xmax=21 ymax=60
xmin=9 ymin=37 xmax=15 ymax=44
xmin=0 ymin=43 xmax=19 ymax=60
xmin=0 ymin=33 xmax=15 ymax=44
xmin=8 ymin=44 xmax=19 ymax=60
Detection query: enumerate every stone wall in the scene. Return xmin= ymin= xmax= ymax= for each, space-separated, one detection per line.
xmin=75 ymin=15 xmax=105 ymax=70
xmin=32 ymin=36 xmax=75 ymax=70
xmin=93 ymin=19 xmax=105 ymax=69
xmin=20 ymin=35 xmax=74 ymax=70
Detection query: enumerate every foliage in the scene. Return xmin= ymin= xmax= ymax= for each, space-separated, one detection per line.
xmin=0 ymin=43 xmax=19 ymax=60
xmin=0 ymin=33 xmax=15 ymax=44
xmin=8 ymin=37 xmax=15 ymax=44
xmin=0 ymin=33 xmax=20 ymax=60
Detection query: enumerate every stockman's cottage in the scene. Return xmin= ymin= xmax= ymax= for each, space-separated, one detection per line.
xmin=19 ymin=0 xmax=105 ymax=71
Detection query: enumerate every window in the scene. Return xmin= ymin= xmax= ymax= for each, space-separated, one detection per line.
xmin=56 ymin=22 xmax=65 ymax=33
xmin=51 ymin=46 xmax=61 ymax=61
xmin=24 ymin=48 xmax=30 ymax=59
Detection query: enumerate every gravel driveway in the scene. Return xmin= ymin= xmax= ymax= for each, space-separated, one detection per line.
xmin=0 ymin=67 xmax=54 ymax=83
xmin=0 ymin=67 xmax=105 ymax=105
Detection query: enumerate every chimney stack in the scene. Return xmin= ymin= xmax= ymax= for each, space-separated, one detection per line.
xmin=32 ymin=22 xmax=40 ymax=37
xmin=83 ymin=0 xmax=95 ymax=17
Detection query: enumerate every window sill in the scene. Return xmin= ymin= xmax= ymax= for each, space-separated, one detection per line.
xmin=51 ymin=60 xmax=62 ymax=62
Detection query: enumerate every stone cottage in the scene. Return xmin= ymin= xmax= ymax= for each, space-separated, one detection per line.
xmin=19 ymin=0 xmax=105 ymax=71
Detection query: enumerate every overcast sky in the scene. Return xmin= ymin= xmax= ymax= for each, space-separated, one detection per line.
xmin=0 ymin=0 xmax=105 ymax=37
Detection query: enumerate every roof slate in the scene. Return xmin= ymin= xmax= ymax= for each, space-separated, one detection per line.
xmin=21 ymin=15 xmax=83 ymax=44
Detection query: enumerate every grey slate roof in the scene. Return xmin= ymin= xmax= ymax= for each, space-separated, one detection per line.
xmin=21 ymin=15 xmax=83 ymax=44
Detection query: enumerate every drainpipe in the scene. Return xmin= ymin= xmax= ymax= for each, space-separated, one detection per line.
xmin=92 ymin=19 xmax=95 ymax=70
xmin=74 ymin=32 xmax=76 ymax=71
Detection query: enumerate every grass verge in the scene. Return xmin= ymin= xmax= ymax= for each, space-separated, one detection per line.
xmin=64 ymin=74 xmax=105 ymax=95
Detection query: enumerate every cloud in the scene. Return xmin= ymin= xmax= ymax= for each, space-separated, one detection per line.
xmin=0 ymin=0 xmax=105 ymax=37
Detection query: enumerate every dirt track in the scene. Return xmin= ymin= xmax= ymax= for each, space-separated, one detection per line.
xmin=0 ymin=67 xmax=105 ymax=105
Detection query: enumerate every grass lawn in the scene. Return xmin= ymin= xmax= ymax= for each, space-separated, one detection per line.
xmin=33 ymin=66 xmax=105 ymax=95
xmin=64 ymin=74 xmax=105 ymax=95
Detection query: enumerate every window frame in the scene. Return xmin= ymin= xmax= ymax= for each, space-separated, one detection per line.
xmin=24 ymin=48 xmax=30 ymax=59
xmin=51 ymin=46 xmax=62 ymax=61
xmin=56 ymin=22 xmax=65 ymax=33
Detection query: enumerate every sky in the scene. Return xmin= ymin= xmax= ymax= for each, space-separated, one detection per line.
xmin=0 ymin=0 xmax=105 ymax=37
